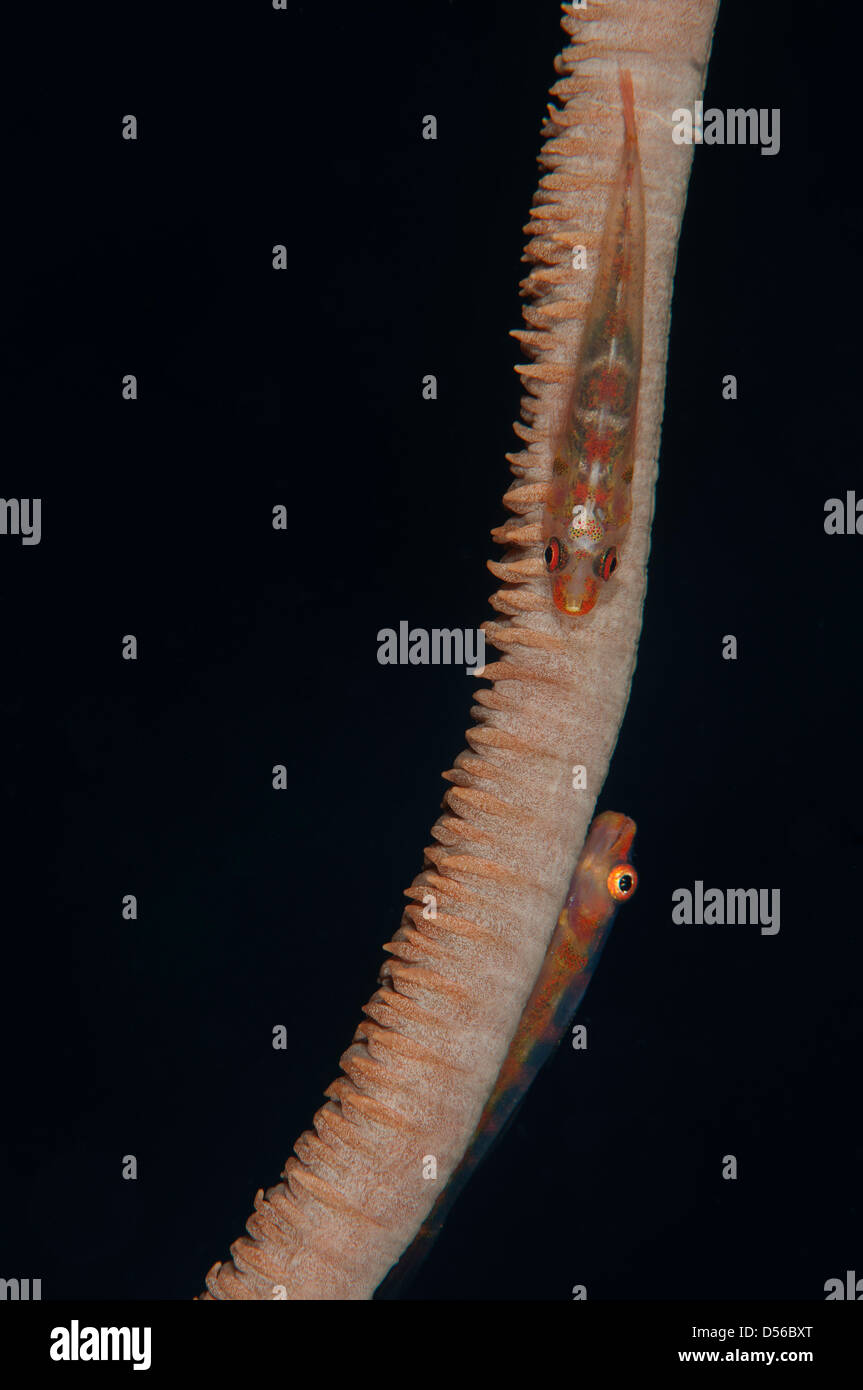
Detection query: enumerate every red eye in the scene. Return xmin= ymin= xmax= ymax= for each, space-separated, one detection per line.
xmin=607 ymin=862 xmax=637 ymax=901
xmin=595 ymin=547 xmax=618 ymax=581
xmin=545 ymin=537 xmax=561 ymax=571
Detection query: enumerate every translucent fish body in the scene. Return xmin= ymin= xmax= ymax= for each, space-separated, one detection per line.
xmin=542 ymin=68 xmax=645 ymax=616
xmin=376 ymin=811 xmax=638 ymax=1296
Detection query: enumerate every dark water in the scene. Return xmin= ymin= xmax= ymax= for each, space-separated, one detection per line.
xmin=0 ymin=0 xmax=859 ymax=1303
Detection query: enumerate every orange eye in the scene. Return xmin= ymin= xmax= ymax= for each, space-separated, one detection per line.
xmin=545 ymin=537 xmax=563 ymax=571
xmin=607 ymin=862 xmax=637 ymax=901
xmin=595 ymin=547 xmax=618 ymax=582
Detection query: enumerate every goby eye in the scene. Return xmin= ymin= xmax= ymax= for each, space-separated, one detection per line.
xmin=545 ymin=536 xmax=568 ymax=572
xmin=607 ymin=862 xmax=637 ymax=901
xmin=595 ymin=546 xmax=618 ymax=582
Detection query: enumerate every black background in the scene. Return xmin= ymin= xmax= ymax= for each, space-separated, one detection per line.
xmin=1 ymin=0 xmax=860 ymax=1302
